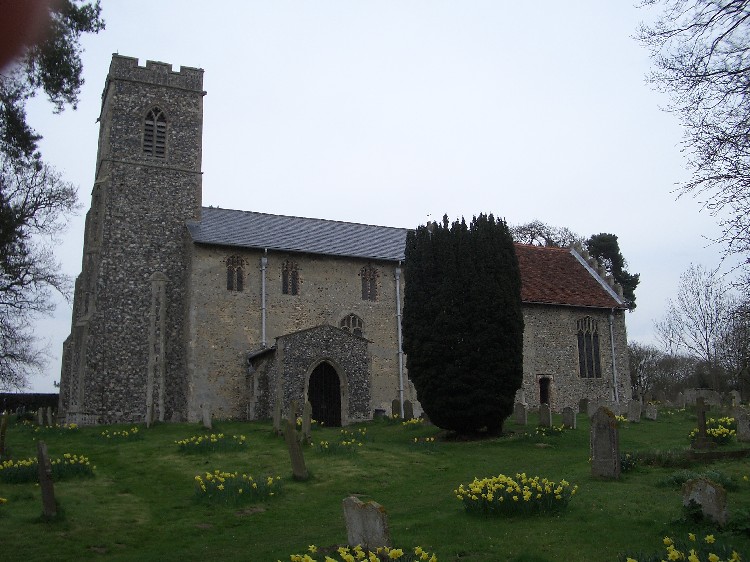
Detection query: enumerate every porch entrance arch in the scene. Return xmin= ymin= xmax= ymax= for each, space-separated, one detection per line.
xmin=308 ymin=361 xmax=342 ymax=427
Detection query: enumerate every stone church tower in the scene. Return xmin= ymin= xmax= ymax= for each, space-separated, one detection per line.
xmin=58 ymin=56 xmax=205 ymax=424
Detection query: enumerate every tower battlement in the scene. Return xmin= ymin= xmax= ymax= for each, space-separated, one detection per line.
xmin=108 ymin=54 xmax=204 ymax=92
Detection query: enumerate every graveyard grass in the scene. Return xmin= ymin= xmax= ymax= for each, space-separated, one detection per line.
xmin=1 ymin=409 xmax=749 ymax=561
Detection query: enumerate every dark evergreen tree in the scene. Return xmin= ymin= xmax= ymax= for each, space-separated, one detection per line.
xmin=402 ymin=214 xmax=523 ymax=434
xmin=586 ymin=233 xmax=640 ymax=310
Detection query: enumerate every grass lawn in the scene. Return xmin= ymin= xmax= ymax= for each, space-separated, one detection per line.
xmin=1 ymin=407 xmax=749 ymax=561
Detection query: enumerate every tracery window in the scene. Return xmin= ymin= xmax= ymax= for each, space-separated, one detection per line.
xmin=340 ymin=313 xmax=363 ymax=337
xmin=577 ymin=316 xmax=601 ymax=378
xmin=282 ymin=260 xmax=299 ymax=295
xmin=360 ymin=265 xmax=379 ymax=301
xmin=143 ymin=107 xmax=167 ymax=158
xmin=226 ymin=255 xmax=244 ymax=292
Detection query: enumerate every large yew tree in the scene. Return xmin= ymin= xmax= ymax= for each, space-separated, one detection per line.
xmin=402 ymin=214 xmax=523 ymax=434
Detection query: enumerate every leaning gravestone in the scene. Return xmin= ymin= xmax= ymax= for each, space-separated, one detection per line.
xmin=691 ymin=397 xmax=716 ymax=450
xmin=737 ymin=412 xmax=750 ymax=443
xmin=539 ymin=403 xmax=552 ymax=428
xmin=272 ymin=396 xmax=282 ymax=436
xmin=391 ymin=399 xmax=400 ymax=418
xmin=590 ymin=407 xmax=620 ymax=479
xmin=301 ymin=401 xmax=312 ymax=444
xmin=284 ymin=419 xmax=309 ymax=481
xmin=627 ymin=400 xmax=642 ymax=423
xmin=682 ymin=478 xmax=728 ymax=526
xmin=201 ymin=405 xmax=212 ymax=430
xmin=342 ymin=496 xmax=391 ymax=550
xmin=578 ymin=398 xmax=589 ymax=415
xmin=514 ymin=402 xmax=527 ymax=426
xmin=562 ymin=406 xmax=576 ymax=429
xmin=403 ymin=400 xmax=414 ymax=421
xmin=37 ymin=440 xmax=57 ymax=518
xmin=645 ymin=403 xmax=658 ymax=421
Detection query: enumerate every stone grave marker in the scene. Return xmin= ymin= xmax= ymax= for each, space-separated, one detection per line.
xmin=391 ymin=399 xmax=400 ymax=418
xmin=45 ymin=407 xmax=53 ymax=426
xmin=284 ymin=419 xmax=309 ymax=481
xmin=562 ymin=406 xmax=576 ymax=429
xmin=37 ymin=440 xmax=57 ymax=518
xmin=590 ymin=406 xmax=621 ymax=479
xmin=288 ymin=399 xmax=298 ymax=429
xmin=0 ymin=413 xmax=8 ymax=459
xmin=201 ymin=404 xmax=212 ymax=430
xmin=403 ymin=400 xmax=414 ymax=421
xmin=272 ymin=396 xmax=282 ymax=436
xmin=691 ymin=397 xmax=716 ymax=450
xmin=682 ymin=478 xmax=728 ymax=526
xmin=37 ymin=407 xmax=44 ymax=426
xmin=578 ymin=398 xmax=588 ymax=414
xmin=627 ymin=400 xmax=642 ymax=423
xmin=737 ymin=411 xmax=750 ymax=443
xmin=539 ymin=403 xmax=552 ymax=427
xmin=645 ymin=403 xmax=658 ymax=421
xmin=342 ymin=496 xmax=390 ymax=550
xmin=676 ymin=392 xmax=686 ymax=408
xmin=729 ymin=390 xmax=741 ymax=407
xmin=513 ymin=402 xmax=527 ymax=426
xmin=587 ymin=400 xmax=600 ymax=418
xmin=301 ymin=401 xmax=312 ymax=444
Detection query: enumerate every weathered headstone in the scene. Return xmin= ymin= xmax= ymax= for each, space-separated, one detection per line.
xmin=539 ymin=403 xmax=552 ymax=428
xmin=729 ymin=390 xmax=741 ymax=407
xmin=301 ymin=401 xmax=312 ymax=444
xmin=391 ymin=399 xmax=400 ymax=418
xmin=284 ymin=419 xmax=309 ymax=481
xmin=37 ymin=407 xmax=44 ymax=426
xmin=342 ymin=496 xmax=391 ymax=550
xmin=37 ymin=440 xmax=57 ymax=518
xmin=513 ymin=402 xmax=527 ymax=426
xmin=675 ymin=392 xmax=686 ymax=409
xmin=590 ymin=406 xmax=620 ymax=479
xmin=645 ymin=403 xmax=658 ymax=421
xmin=516 ymin=389 xmax=526 ymax=405
xmin=737 ymin=411 xmax=750 ymax=443
xmin=627 ymin=400 xmax=641 ymax=423
xmin=691 ymin=397 xmax=716 ymax=450
xmin=682 ymin=478 xmax=728 ymax=526
xmin=578 ymin=398 xmax=589 ymax=415
xmin=587 ymin=400 xmax=600 ymax=418
xmin=288 ymin=399 xmax=298 ymax=429
xmin=45 ymin=407 xmax=53 ymax=427
xmin=0 ymin=413 xmax=8 ymax=459
xmin=402 ymin=400 xmax=414 ymax=421
xmin=201 ymin=404 xmax=212 ymax=430
xmin=272 ymin=395 xmax=282 ymax=436
xmin=562 ymin=406 xmax=576 ymax=429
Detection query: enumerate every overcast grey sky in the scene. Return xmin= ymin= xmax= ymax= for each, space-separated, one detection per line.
xmin=23 ymin=1 xmax=739 ymax=393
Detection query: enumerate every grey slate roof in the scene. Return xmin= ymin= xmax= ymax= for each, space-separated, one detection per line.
xmin=187 ymin=207 xmax=408 ymax=261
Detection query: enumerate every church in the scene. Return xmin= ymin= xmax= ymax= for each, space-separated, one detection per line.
xmin=57 ymin=55 xmax=631 ymax=426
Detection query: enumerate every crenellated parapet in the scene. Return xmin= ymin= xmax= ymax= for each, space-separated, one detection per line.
xmin=107 ymin=54 xmax=204 ymax=92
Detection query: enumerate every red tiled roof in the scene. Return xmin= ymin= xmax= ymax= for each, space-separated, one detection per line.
xmin=515 ymin=244 xmax=625 ymax=309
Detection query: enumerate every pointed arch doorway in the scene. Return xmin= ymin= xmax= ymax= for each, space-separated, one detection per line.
xmin=308 ymin=361 xmax=342 ymax=427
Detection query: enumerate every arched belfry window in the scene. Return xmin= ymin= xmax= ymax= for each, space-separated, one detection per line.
xmin=577 ymin=316 xmax=601 ymax=378
xmin=143 ymin=107 xmax=167 ymax=158
xmin=360 ymin=265 xmax=379 ymax=301
xmin=340 ymin=313 xmax=363 ymax=337
xmin=282 ymin=260 xmax=299 ymax=295
xmin=226 ymin=255 xmax=244 ymax=292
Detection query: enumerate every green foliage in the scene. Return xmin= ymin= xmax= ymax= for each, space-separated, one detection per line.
xmin=175 ymin=432 xmax=247 ymax=453
xmin=193 ymin=470 xmax=281 ymax=505
xmin=0 ymin=453 xmax=94 ymax=483
xmin=620 ymin=532 xmax=745 ymax=562
xmin=403 ymin=213 xmax=523 ymax=434
xmin=658 ymin=469 xmax=739 ymax=491
xmin=586 ymin=233 xmax=640 ymax=310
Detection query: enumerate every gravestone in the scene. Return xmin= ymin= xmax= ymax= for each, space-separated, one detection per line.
xmin=201 ymin=405 xmax=212 ymax=430
xmin=513 ymin=402 xmax=527 ymax=426
xmin=737 ymin=411 xmax=750 ymax=443
xmin=37 ymin=407 xmax=44 ymax=426
xmin=729 ymin=390 xmax=741 ymax=407
xmin=391 ymin=399 xmax=400 ymax=418
xmin=288 ymin=400 xmax=298 ymax=430
xmin=301 ymin=401 xmax=312 ymax=444
xmin=627 ymin=400 xmax=641 ymax=423
xmin=645 ymin=403 xmax=658 ymax=421
xmin=284 ymin=419 xmax=309 ymax=481
xmin=691 ymin=397 xmax=716 ymax=450
xmin=37 ymin=440 xmax=57 ymax=518
xmin=402 ymin=400 xmax=414 ymax=421
xmin=539 ymin=403 xmax=552 ymax=427
xmin=45 ymin=407 xmax=53 ymax=426
xmin=587 ymin=400 xmax=600 ymax=418
xmin=272 ymin=396 xmax=282 ymax=436
xmin=590 ymin=407 xmax=620 ymax=479
xmin=675 ymin=392 xmax=686 ymax=408
xmin=578 ymin=398 xmax=588 ymax=415
xmin=0 ymin=413 xmax=8 ymax=459
xmin=516 ymin=389 xmax=526 ymax=405
xmin=342 ymin=496 xmax=391 ymax=550
xmin=562 ymin=406 xmax=576 ymax=429
xmin=682 ymin=478 xmax=728 ymax=526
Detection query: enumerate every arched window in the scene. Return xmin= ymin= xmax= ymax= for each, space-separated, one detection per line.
xmin=360 ymin=265 xmax=378 ymax=301
xmin=577 ymin=316 xmax=601 ymax=378
xmin=143 ymin=107 xmax=167 ymax=158
xmin=226 ymin=255 xmax=244 ymax=292
xmin=340 ymin=313 xmax=363 ymax=337
xmin=282 ymin=260 xmax=299 ymax=295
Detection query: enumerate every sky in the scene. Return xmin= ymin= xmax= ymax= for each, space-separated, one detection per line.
xmin=21 ymin=1 xmax=741 ymax=393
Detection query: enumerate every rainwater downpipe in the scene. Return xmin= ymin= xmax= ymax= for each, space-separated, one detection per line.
xmin=261 ymin=252 xmax=268 ymax=348
xmin=395 ymin=264 xmax=405 ymax=418
xmin=609 ymin=308 xmax=619 ymax=403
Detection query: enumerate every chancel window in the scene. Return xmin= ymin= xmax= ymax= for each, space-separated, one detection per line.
xmin=226 ymin=255 xmax=244 ymax=292
xmin=143 ymin=107 xmax=167 ymax=158
xmin=340 ymin=313 xmax=363 ymax=337
xmin=282 ymin=261 xmax=299 ymax=295
xmin=577 ymin=316 xmax=601 ymax=378
xmin=360 ymin=265 xmax=379 ymax=301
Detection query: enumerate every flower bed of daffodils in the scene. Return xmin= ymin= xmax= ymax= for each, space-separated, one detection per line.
xmin=176 ymin=433 xmax=247 ymax=453
xmin=689 ymin=417 xmax=736 ymax=446
xmin=0 ymin=453 xmax=95 ymax=483
xmin=316 ymin=429 xmax=366 ymax=454
xmin=621 ymin=533 xmax=745 ymax=562
xmin=454 ymin=472 xmax=577 ymax=516
xmin=286 ymin=544 xmax=438 ymax=561
xmin=100 ymin=427 xmax=142 ymax=441
xmin=194 ymin=469 xmax=281 ymax=504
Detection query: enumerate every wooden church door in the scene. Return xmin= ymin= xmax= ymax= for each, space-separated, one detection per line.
xmin=308 ymin=362 xmax=342 ymax=427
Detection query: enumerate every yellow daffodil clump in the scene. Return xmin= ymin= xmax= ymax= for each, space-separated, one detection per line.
xmin=193 ymin=469 xmax=281 ymax=504
xmin=283 ymin=545 xmax=438 ymax=561
xmin=315 ymin=429 xmax=365 ymax=454
xmin=0 ymin=453 xmax=95 ymax=483
xmin=175 ymin=433 xmax=247 ymax=453
xmin=100 ymin=427 xmax=141 ymax=441
xmin=454 ymin=472 xmax=577 ymax=516
xmin=622 ymin=533 xmax=745 ymax=562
